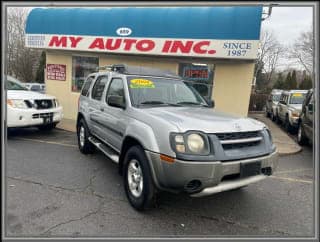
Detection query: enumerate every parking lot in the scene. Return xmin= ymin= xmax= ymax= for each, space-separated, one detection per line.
xmin=6 ymin=127 xmax=314 ymax=237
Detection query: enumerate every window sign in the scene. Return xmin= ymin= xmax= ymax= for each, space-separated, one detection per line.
xmin=47 ymin=64 xmax=66 ymax=81
xmin=72 ymin=56 xmax=98 ymax=92
xmin=179 ymin=63 xmax=214 ymax=99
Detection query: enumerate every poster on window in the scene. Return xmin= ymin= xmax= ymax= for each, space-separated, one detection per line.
xmin=47 ymin=64 xmax=66 ymax=81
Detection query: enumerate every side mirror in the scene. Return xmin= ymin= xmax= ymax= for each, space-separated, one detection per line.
xmin=107 ymin=95 xmax=125 ymax=109
xmin=308 ymin=103 xmax=313 ymax=113
xmin=205 ymin=98 xmax=215 ymax=108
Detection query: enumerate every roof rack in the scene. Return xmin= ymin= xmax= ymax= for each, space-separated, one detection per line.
xmin=97 ymin=64 xmax=182 ymax=79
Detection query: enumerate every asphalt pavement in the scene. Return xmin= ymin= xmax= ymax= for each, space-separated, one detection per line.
xmin=5 ymin=128 xmax=315 ymax=238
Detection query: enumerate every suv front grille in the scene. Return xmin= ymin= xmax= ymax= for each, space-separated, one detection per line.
xmin=34 ymin=99 xmax=54 ymax=109
xmin=216 ymin=131 xmax=260 ymax=141
xmin=32 ymin=112 xmax=53 ymax=119
xmin=215 ymin=131 xmax=262 ymax=150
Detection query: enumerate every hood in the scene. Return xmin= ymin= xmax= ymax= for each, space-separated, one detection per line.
xmin=288 ymin=104 xmax=302 ymax=111
xmin=140 ymin=107 xmax=266 ymax=133
xmin=7 ymin=90 xmax=55 ymax=100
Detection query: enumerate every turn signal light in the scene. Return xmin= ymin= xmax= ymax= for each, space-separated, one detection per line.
xmin=160 ymin=154 xmax=175 ymax=163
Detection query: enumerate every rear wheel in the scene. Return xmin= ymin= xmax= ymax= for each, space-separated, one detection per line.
xmin=77 ymin=119 xmax=94 ymax=154
xmin=123 ymin=146 xmax=157 ymax=211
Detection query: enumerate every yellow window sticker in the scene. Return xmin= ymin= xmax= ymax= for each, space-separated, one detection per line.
xmin=292 ymin=93 xmax=302 ymax=97
xmin=130 ymin=79 xmax=155 ymax=88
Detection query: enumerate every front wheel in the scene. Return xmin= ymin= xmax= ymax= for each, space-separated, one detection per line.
xmin=77 ymin=119 xmax=94 ymax=154
xmin=123 ymin=146 xmax=157 ymax=211
xmin=297 ymin=123 xmax=308 ymax=145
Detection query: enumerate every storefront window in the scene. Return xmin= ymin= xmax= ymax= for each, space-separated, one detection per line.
xmin=178 ymin=63 xmax=214 ymax=100
xmin=72 ymin=56 xmax=99 ymax=92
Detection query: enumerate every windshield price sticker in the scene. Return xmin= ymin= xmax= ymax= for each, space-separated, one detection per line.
xmin=292 ymin=93 xmax=303 ymax=97
xmin=130 ymin=79 xmax=155 ymax=88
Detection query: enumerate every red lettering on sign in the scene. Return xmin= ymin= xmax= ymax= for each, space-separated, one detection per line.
xmin=193 ymin=41 xmax=210 ymax=54
xmin=89 ymin=38 xmax=104 ymax=49
xmin=105 ymin=38 xmax=122 ymax=50
xmin=136 ymin=40 xmax=155 ymax=52
xmin=123 ymin=39 xmax=137 ymax=51
xmin=170 ymin=41 xmax=193 ymax=53
xmin=162 ymin=41 xmax=172 ymax=53
xmin=48 ymin=36 xmax=67 ymax=47
xmin=69 ymin=37 xmax=83 ymax=48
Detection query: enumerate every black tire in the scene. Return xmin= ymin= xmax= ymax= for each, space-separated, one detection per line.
xmin=275 ymin=112 xmax=281 ymax=124
xmin=123 ymin=145 xmax=157 ymax=211
xmin=297 ymin=123 xmax=308 ymax=145
xmin=265 ymin=110 xmax=270 ymax=118
xmin=285 ymin=115 xmax=293 ymax=133
xmin=38 ymin=123 xmax=56 ymax=131
xmin=270 ymin=111 xmax=276 ymax=122
xmin=77 ymin=119 xmax=94 ymax=154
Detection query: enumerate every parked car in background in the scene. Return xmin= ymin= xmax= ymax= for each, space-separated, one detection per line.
xmin=24 ymin=82 xmax=45 ymax=93
xmin=275 ymin=90 xmax=308 ymax=133
xmin=6 ymin=76 xmax=63 ymax=131
xmin=76 ymin=64 xmax=278 ymax=210
xmin=265 ymin=89 xmax=283 ymax=121
xmin=297 ymin=89 xmax=314 ymax=145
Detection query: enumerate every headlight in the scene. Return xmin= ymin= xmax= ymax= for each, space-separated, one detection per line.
xmin=171 ymin=132 xmax=210 ymax=155
xmin=7 ymin=99 xmax=29 ymax=109
xmin=187 ymin=134 xmax=205 ymax=153
xmin=291 ymin=110 xmax=300 ymax=118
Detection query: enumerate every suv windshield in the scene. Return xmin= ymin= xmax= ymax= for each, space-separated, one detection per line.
xmin=290 ymin=93 xmax=306 ymax=104
xmin=6 ymin=80 xmax=28 ymax=91
xmin=31 ymin=85 xmax=41 ymax=91
xmin=127 ymin=76 xmax=208 ymax=107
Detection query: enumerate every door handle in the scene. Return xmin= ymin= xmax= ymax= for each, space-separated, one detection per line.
xmin=100 ymin=107 xmax=104 ymax=112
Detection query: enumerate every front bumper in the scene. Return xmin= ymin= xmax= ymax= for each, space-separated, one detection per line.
xmin=146 ymin=151 xmax=278 ymax=196
xmin=7 ymin=106 xmax=63 ymax=128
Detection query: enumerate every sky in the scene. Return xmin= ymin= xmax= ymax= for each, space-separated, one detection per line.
xmin=261 ymin=6 xmax=313 ymax=70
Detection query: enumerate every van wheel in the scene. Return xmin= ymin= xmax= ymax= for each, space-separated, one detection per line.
xmin=297 ymin=124 xmax=308 ymax=145
xmin=123 ymin=146 xmax=157 ymax=211
xmin=77 ymin=119 xmax=94 ymax=154
xmin=270 ymin=111 xmax=276 ymax=122
xmin=285 ymin=115 xmax=293 ymax=133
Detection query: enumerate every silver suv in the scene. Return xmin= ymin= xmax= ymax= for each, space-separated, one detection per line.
xmin=77 ymin=64 xmax=278 ymax=210
xmin=276 ymin=90 xmax=308 ymax=133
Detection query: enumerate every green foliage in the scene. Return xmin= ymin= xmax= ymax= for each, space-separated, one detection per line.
xmin=273 ymin=72 xmax=285 ymax=89
xmin=35 ymin=51 xmax=46 ymax=83
xmin=299 ymin=75 xmax=313 ymax=89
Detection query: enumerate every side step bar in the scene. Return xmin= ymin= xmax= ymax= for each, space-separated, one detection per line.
xmin=88 ymin=136 xmax=119 ymax=163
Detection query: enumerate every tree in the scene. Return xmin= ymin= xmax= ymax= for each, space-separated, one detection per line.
xmin=289 ymin=28 xmax=313 ymax=77
xmin=35 ymin=51 xmax=46 ymax=83
xmin=254 ymin=30 xmax=283 ymax=90
xmin=283 ymin=72 xmax=291 ymax=89
xmin=299 ymin=75 xmax=313 ymax=89
xmin=273 ymin=72 xmax=285 ymax=89
xmin=290 ymin=70 xmax=297 ymax=89
xmin=7 ymin=8 xmax=41 ymax=82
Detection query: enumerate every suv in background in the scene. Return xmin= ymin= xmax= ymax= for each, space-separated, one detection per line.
xmin=265 ymin=89 xmax=282 ymax=121
xmin=297 ymin=89 xmax=314 ymax=145
xmin=77 ymin=64 xmax=278 ymax=210
xmin=276 ymin=90 xmax=308 ymax=133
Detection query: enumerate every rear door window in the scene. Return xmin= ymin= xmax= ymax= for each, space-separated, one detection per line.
xmin=81 ymin=76 xmax=94 ymax=96
xmin=91 ymin=76 xmax=108 ymax=101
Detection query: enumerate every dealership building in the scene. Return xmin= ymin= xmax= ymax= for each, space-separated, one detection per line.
xmin=25 ymin=6 xmax=263 ymax=125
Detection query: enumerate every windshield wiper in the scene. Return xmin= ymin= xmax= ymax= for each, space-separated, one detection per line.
xmin=138 ymin=101 xmax=181 ymax=107
xmin=176 ymin=101 xmax=208 ymax=107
